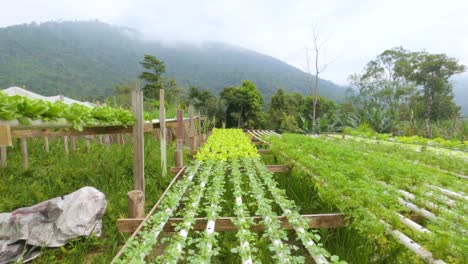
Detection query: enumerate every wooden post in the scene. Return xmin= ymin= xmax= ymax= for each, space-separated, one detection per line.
xmin=175 ymin=110 xmax=184 ymax=167
xmin=71 ymin=136 xmax=76 ymax=153
xmin=104 ymin=135 xmax=110 ymax=150
xmin=44 ymin=137 xmax=50 ymax=152
xmin=127 ymin=190 xmax=145 ymax=218
xmin=21 ymin=138 xmax=28 ymax=169
xmin=64 ymin=136 xmax=69 ymax=156
xmin=132 ymin=89 xmax=145 ymax=193
xmin=189 ymin=105 xmax=196 ymax=153
xmin=1 ymin=146 xmax=7 ymax=168
xmin=86 ymin=136 xmax=91 ymax=152
xmin=160 ymin=89 xmax=167 ymax=177
xmin=197 ymin=111 xmax=202 ymax=147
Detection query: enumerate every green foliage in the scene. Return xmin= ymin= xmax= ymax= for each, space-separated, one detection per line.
xmin=0 ymin=92 xmax=135 ymax=130
xmin=220 ymin=80 xmax=264 ymax=129
xmin=0 ymin=136 xmax=173 ymax=263
xmin=270 ymin=134 xmax=467 ymax=262
xmin=348 ymin=47 xmax=466 ymax=136
xmin=195 ymin=128 xmax=259 ymax=161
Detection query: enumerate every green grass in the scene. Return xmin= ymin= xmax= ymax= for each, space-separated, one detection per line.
xmin=0 ymin=135 xmax=175 ymax=263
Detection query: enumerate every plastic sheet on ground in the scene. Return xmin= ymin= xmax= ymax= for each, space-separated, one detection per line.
xmin=0 ymin=186 xmax=107 ymax=263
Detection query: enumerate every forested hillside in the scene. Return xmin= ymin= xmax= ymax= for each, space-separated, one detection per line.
xmin=0 ymin=21 xmax=344 ymax=101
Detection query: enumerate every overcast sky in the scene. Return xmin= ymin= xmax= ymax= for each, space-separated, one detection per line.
xmin=1 ymin=0 xmax=467 ymax=85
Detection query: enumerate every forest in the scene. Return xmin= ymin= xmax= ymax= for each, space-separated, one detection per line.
xmin=125 ymin=48 xmax=467 ymax=141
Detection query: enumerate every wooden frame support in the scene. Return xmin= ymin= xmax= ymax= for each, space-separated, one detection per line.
xmin=117 ymin=213 xmax=346 ymax=233
xmin=170 ymin=164 xmax=290 ymax=174
xmin=160 ymin=89 xmax=167 ymax=177
xmin=174 ymin=110 xmax=184 ymax=167
xmin=132 ymin=90 xmax=145 ymax=193
xmin=257 ymin=149 xmax=270 ymax=154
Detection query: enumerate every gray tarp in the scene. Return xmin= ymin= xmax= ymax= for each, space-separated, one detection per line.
xmin=0 ymin=187 xmax=107 ymax=263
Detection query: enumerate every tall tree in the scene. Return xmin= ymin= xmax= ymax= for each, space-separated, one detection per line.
xmin=349 ymin=47 xmax=415 ymax=131
xmin=396 ymin=52 xmax=465 ymax=137
xmin=139 ymin=54 xmax=166 ymax=99
xmin=220 ymin=80 xmax=264 ymax=128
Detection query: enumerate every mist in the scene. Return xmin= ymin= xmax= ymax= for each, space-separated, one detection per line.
xmin=1 ymin=0 xmax=467 ymax=84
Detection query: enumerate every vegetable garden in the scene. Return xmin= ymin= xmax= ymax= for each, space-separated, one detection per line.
xmin=114 ymin=128 xmax=466 ymax=263
xmin=2 ymin=89 xmax=467 ymax=263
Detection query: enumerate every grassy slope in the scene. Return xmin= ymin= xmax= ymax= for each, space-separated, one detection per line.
xmin=0 ymin=136 xmax=174 ymax=263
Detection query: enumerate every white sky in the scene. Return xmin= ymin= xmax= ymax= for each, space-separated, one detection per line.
xmin=1 ymin=0 xmax=467 ymax=85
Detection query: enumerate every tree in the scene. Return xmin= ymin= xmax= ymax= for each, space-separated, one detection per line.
xmin=108 ymin=80 xmax=138 ymax=108
xmin=349 ymin=47 xmax=415 ymax=132
xmin=220 ymin=80 xmax=264 ymax=128
xmin=187 ymin=86 xmax=215 ymax=111
xmin=306 ymin=26 xmax=331 ymax=133
xmin=139 ymin=54 xmax=166 ymax=99
xmin=395 ymin=52 xmax=465 ymax=137
xmin=268 ymin=89 xmax=304 ymax=132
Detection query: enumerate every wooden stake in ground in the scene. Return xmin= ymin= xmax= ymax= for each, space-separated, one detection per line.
xmin=104 ymin=135 xmax=110 ymax=150
xmin=127 ymin=190 xmax=145 ymax=218
xmin=175 ymin=110 xmax=184 ymax=167
xmin=132 ymin=89 xmax=145 ymax=193
xmin=21 ymin=138 xmax=28 ymax=169
xmin=1 ymin=146 xmax=7 ymax=168
xmin=44 ymin=137 xmax=49 ymax=152
xmin=189 ymin=105 xmax=196 ymax=153
xmin=71 ymin=136 xmax=76 ymax=153
xmin=160 ymin=89 xmax=167 ymax=177
xmin=86 ymin=136 xmax=91 ymax=152
xmin=64 ymin=136 xmax=69 ymax=156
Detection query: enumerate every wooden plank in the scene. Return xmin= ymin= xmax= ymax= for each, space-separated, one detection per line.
xmin=160 ymin=89 xmax=167 ymax=177
xmin=0 ymin=125 xmax=12 ymax=146
xmin=266 ymin=164 xmax=291 ymax=173
xmin=170 ymin=165 xmax=290 ymax=174
xmin=11 ymin=123 xmax=154 ymax=138
xmin=118 ymin=213 xmax=346 ymax=233
xmin=132 ymin=90 xmax=145 ymax=193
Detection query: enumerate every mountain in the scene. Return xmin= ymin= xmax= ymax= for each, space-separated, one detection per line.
xmin=0 ymin=20 xmax=345 ymax=102
xmin=452 ymin=74 xmax=468 ymax=116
